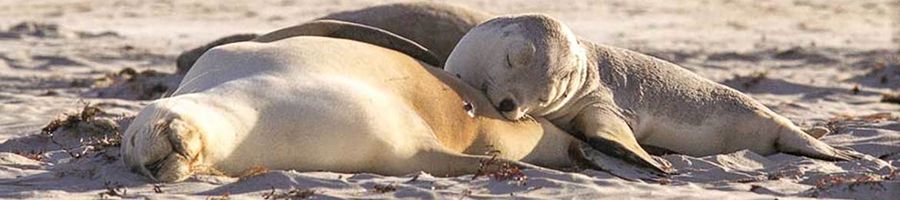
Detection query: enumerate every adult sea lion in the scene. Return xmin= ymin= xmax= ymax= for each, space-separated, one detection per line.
xmin=123 ymin=35 xmax=593 ymax=182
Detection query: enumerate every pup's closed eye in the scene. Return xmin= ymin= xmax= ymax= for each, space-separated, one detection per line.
xmin=539 ymin=97 xmax=549 ymax=103
xmin=506 ymin=54 xmax=515 ymax=68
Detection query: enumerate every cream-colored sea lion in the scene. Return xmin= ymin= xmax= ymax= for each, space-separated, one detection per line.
xmin=175 ymin=2 xmax=492 ymax=73
xmin=122 ymin=35 xmax=595 ymax=182
xmin=445 ymin=14 xmax=865 ymax=174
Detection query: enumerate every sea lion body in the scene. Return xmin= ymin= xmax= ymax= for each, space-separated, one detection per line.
xmin=321 ymin=2 xmax=491 ymax=63
xmin=122 ymin=36 xmax=580 ymax=182
xmin=578 ymin=42 xmax=845 ymax=157
xmin=446 ymin=14 xmax=864 ymax=174
xmin=176 ymin=2 xmax=492 ymax=73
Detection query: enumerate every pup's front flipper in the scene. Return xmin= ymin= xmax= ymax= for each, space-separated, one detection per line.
xmin=123 ymin=117 xmax=204 ymax=182
xmin=573 ymin=142 xmax=671 ymax=181
xmin=573 ymin=106 xmax=672 ymax=176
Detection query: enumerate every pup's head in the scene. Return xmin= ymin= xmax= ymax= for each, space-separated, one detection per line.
xmin=446 ymin=14 xmax=587 ymax=120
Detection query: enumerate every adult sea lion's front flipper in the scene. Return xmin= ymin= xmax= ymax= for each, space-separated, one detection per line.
xmin=254 ymin=19 xmax=443 ymax=67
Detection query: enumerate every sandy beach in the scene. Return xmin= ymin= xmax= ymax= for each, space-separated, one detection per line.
xmin=0 ymin=0 xmax=897 ymax=199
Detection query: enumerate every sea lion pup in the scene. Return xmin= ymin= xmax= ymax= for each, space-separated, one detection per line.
xmin=175 ymin=2 xmax=491 ymax=73
xmin=121 ymin=35 xmax=591 ymax=182
xmin=445 ymin=14 xmax=865 ymax=174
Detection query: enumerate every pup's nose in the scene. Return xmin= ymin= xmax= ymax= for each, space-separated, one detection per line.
xmin=498 ymin=98 xmax=516 ymax=112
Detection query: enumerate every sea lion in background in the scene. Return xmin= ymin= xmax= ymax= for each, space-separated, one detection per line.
xmin=445 ymin=14 xmax=866 ymax=174
xmin=175 ymin=2 xmax=492 ymax=74
xmin=175 ymin=33 xmax=259 ymax=74
xmin=123 ymin=35 xmax=597 ymax=182
xmin=322 ymin=2 xmax=491 ymax=63
xmin=251 ymin=19 xmax=441 ymax=67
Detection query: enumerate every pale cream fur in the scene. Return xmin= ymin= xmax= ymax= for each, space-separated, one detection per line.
xmin=121 ymin=36 xmax=583 ymax=182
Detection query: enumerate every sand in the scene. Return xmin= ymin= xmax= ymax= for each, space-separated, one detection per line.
xmin=0 ymin=0 xmax=897 ymax=199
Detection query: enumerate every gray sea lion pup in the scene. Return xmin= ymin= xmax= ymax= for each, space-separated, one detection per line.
xmin=445 ymin=14 xmax=865 ymax=174
xmin=175 ymin=2 xmax=491 ymax=73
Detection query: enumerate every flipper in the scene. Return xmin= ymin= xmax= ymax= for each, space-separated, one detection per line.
xmin=579 ymin=133 xmax=672 ymax=175
xmin=776 ymin=125 xmax=865 ymax=161
xmin=572 ymin=142 xmax=669 ymax=181
xmin=573 ymin=108 xmax=673 ymax=175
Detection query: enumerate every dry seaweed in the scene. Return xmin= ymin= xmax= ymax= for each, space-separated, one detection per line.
xmin=472 ymin=150 xmax=527 ymax=184
xmin=825 ymin=112 xmax=897 ymax=134
xmin=39 ymin=102 xmax=122 ymax=159
xmin=373 ymin=184 xmax=397 ymax=193
xmin=881 ymin=93 xmax=900 ymax=104
xmin=92 ymin=67 xmax=173 ymax=100
xmin=236 ymin=166 xmax=269 ymax=179
xmin=153 ymin=184 xmax=164 ymax=193
xmin=14 ymin=150 xmax=46 ymax=161
xmin=207 ymin=193 xmax=230 ymax=200
xmin=40 ymin=103 xmax=105 ymax=136
xmin=98 ymin=181 xmax=127 ymax=199
xmin=732 ymin=71 xmax=769 ymax=88
xmin=807 ymin=173 xmax=888 ymax=197
xmin=262 ymin=187 xmax=316 ymax=200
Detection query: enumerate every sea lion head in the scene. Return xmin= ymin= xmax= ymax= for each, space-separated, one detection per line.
xmin=446 ymin=14 xmax=587 ymax=120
